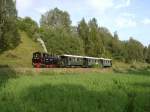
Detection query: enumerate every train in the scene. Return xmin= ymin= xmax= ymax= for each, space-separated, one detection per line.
xmin=32 ymin=52 xmax=112 ymax=68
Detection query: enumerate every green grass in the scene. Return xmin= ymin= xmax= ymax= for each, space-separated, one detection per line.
xmin=0 ymin=68 xmax=150 ymax=112
xmin=0 ymin=31 xmax=43 ymax=67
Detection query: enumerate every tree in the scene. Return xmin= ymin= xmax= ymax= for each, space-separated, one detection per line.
xmin=0 ymin=0 xmax=20 ymax=52
xmin=98 ymin=27 xmax=113 ymax=58
xmin=40 ymin=26 xmax=84 ymax=55
xmin=110 ymin=31 xmax=123 ymax=60
xmin=39 ymin=8 xmax=84 ymax=55
xmin=77 ymin=18 xmax=89 ymax=55
xmin=17 ymin=17 xmax=39 ymax=40
xmin=125 ymin=38 xmax=144 ymax=62
xmin=147 ymin=45 xmax=150 ymax=63
xmin=88 ymin=18 xmax=101 ymax=57
xmin=143 ymin=46 xmax=148 ymax=62
xmin=40 ymin=8 xmax=71 ymax=32
xmin=77 ymin=18 xmax=105 ymax=57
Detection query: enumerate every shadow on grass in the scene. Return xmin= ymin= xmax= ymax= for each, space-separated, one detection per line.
xmin=21 ymin=84 xmax=109 ymax=112
xmin=0 ymin=65 xmax=17 ymax=88
xmin=21 ymin=84 xmax=133 ymax=112
xmin=132 ymin=82 xmax=150 ymax=88
xmin=0 ymin=84 xmax=148 ymax=112
xmin=113 ymin=67 xmax=150 ymax=76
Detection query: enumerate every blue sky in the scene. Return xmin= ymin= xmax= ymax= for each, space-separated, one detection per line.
xmin=16 ymin=0 xmax=150 ymax=46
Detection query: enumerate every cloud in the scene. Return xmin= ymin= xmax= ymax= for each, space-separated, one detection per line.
xmin=16 ymin=0 xmax=33 ymax=11
xmin=35 ymin=7 xmax=49 ymax=14
xmin=86 ymin=0 xmax=133 ymax=14
xmin=115 ymin=16 xmax=137 ymax=28
xmin=115 ymin=0 xmax=131 ymax=8
xmin=121 ymin=12 xmax=135 ymax=18
xmin=87 ymin=0 xmax=114 ymax=13
xmin=142 ymin=18 xmax=150 ymax=25
xmin=115 ymin=12 xmax=137 ymax=28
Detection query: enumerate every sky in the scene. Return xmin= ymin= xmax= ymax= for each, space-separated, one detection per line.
xmin=16 ymin=0 xmax=150 ymax=46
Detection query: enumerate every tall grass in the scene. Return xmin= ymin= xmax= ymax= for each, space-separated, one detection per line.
xmin=0 ymin=68 xmax=150 ymax=112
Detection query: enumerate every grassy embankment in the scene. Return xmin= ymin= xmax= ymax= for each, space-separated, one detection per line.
xmin=0 ymin=31 xmax=43 ymax=68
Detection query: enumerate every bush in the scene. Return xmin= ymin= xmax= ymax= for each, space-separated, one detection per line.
xmin=130 ymin=64 xmax=137 ymax=69
xmin=147 ymin=65 xmax=150 ymax=69
xmin=91 ymin=63 xmax=102 ymax=68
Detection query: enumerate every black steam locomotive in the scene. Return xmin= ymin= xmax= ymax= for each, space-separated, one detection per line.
xmin=32 ymin=52 xmax=112 ymax=68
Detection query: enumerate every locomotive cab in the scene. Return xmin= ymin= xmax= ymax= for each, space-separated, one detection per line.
xmin=32 ymin=52 xmax=42 ymax=67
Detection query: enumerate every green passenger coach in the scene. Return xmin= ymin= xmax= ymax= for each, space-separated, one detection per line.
xmin=59 ymin=55 xmax=112 ymax=68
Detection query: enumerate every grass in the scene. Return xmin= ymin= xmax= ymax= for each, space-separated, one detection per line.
xmin=0 ymin=68 xmax=150 ymax=112
xmin=0 ymin=31 xmax=43 ymax=68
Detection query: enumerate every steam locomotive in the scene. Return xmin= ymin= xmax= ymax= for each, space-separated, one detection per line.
xmin=32 ymin=52 xmax=112 ymax=68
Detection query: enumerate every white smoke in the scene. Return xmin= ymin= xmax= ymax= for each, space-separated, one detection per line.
xmin=37 ymin=37 xmax=48 ymax=53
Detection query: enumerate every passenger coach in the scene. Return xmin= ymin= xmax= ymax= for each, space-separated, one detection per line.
xmin=59 ymin=55 xmax=112 ymax=68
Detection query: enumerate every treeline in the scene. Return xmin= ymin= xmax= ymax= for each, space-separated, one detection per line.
xmin=0 ymin=3 xmax=150 ymax=63
xmin=33 ymin=8 xmax=150 ymax=63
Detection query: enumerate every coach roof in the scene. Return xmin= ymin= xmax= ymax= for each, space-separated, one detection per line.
xmin=61 ymin=54 xmax=112 ymax=60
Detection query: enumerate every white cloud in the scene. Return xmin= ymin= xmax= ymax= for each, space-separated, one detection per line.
xmin=87 ymin=0 xmax=114 ymax=13
xmin=16 ymin=0 xmax=33 ymax=11
xmin=115 ymin=12 xmax=137 ymax=28
xmin=121 ymin=12 xmax=135 ymax=18
xmin=35 ymin=7 xmax=49 ymax=14
xmin=115 ymin=16 xmax=137 ymax=28
xmin=142 ymin=18 xmax=150 ymax=25
xmin=86 ymin=0 xmax=132 ymax=14
xmin=115 ymin=0 xmax=131 ymax=8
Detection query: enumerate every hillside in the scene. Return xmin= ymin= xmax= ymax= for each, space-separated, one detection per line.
xmin=0 ymin=32 xmax=43 ymax=68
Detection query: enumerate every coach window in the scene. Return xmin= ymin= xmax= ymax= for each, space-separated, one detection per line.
xmin=78 ymin=58 xmax=80 ymax=61
xmin=69 ymin=58 xmax=72 ymax=61
xmin=75 ymin=58 xmax=77 ymax=62
xmin=76 ymin=58 xmax=78 ymax=61
xmin=89 ymin=59 xmax=91 ymax=63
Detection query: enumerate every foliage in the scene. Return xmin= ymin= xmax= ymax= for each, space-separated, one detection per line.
xmin=17 ymin=17 xmax=39 ymax=40
xmin=0 ymin=0 xmax=20 ymax=52
xmin=110 ymin=31 xmax=124 ymax=60
xmin=40 ymin=26 xmax=84 ymax=55
xmin=77 ymin=18 xmax=89 ymax=55
xmin=39 ymin=7 xmax=149 ymax=62
xmin=78 ymin=18 xmax=106 ymax=57
xmin=40 ymin=8 xmax=84 ymax=55
xmin=125 ymin=38 xmax=144 ymax=63
xmin=40 ymin=8 xmax=71 ymax=32
xmin=146 ymin=45 xmax=150 ymax=63
xmin=87 ymin=18 xmax=104 ymax=57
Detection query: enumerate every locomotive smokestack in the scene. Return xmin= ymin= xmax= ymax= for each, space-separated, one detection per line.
xmin=37 ymin=37 xmax=48 ymax=53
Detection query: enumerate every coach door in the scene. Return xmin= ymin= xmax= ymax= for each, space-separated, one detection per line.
xmin=83 ymin=58 xmax=88 ymax=67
